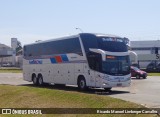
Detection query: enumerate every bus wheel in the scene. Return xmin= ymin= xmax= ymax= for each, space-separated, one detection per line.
xmin=78 ymin=77 xmax=87 ymax=90
xmin=32 ymin=75 xmax=38 ymax=85
xmin=38 ymin=75 xmax=44 ymax=86
xmin=104 ymin=88 xmax=112 ymax=92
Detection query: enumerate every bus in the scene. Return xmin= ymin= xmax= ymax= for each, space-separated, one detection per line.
xmin=23 ymin=33 xmax=131 ymax=91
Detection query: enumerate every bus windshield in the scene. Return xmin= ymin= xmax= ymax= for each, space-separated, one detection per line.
xmin=102 ymin=56 xmax=130 ymax=75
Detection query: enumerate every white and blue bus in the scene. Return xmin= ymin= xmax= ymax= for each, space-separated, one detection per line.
xmin=23 ymin=33 xmax=131 ymax=90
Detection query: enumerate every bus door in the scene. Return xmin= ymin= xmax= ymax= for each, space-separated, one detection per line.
xmin=88 ymin=62 xmax=101 ymax=87
xmin=95 ymin=71 xmax=102 ymax=88
xmin=88 ymin=69 xmax=96 ymax=87
xmin=87 ymin=52 xmax=102 ymax=87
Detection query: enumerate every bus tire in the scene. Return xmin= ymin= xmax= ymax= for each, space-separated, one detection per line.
xmin=38 ymin=74 xmax=44 ymax=86
xmin=32 ymin=74 xmax=38 ymax=85
xmin=78 ymin=76 xmax=87 ymax=90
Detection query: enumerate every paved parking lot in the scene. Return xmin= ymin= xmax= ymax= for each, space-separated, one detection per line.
xmin=0 ymin=73 xmax=160 ymax=108
xmin=0 ymin=73 xmax=31 ymax=85
xmin=111 ymin=76 xmax=160 ymax=108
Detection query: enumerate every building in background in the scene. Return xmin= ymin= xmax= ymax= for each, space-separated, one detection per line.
xmin=130 ymin=40 xmax=160 ymax=68
xmin=11 ymin=38 xmax=23 ymax=67
xmin=0 ymin=38 xmax=22 ymax=68
xmin=0 ymin=43 xmax=13 ymax=66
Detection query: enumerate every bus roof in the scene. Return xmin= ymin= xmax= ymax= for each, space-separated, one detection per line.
xmin=24 ymin=33 xmax=123 ymax=46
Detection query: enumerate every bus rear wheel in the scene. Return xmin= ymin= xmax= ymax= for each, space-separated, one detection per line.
xmin=32 ymin=75 xmax=38 ymax=85
xmin=78 ymin=77 xmax=87 ymax=90
xmin=38 ymin=75 xmax=44 ymax=86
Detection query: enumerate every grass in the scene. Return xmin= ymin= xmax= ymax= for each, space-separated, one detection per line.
xmin=148 ymin=73 xmax=160 ymax=76
xmin=0 ymin=69 xmax=22 ymax=73
xmin=0 ymin=85 xmax=158 ymax=117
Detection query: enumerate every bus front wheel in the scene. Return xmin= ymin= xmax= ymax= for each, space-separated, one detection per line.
xmin=78 ymin=77 xmax=87 ymax=90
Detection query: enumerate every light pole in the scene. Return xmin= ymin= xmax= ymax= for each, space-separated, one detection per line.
xmin=75 ymin=27 xmax=83 ymax=33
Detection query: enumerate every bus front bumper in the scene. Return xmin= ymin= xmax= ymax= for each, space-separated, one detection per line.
xmin=101 ymin=80 xmax=131 ymax=88
xmin=100 ymin=74 xmax=131 ymax=88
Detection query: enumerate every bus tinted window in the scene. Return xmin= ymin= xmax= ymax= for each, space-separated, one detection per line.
xmin=24 ymin=37 xmax=82 ymax=57
xmin=98 ymin=37 xmax=128 ymax=52
xmin=80 ymin=34 xmax=127 ymax=53
xmin=80 ymin=34 xmax=98 ymax=53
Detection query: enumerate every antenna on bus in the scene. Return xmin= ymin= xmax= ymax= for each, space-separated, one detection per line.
xmin=75 ymin=27 xmax=83 ymax=33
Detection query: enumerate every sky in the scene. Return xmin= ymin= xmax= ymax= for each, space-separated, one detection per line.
xmin=0 ymin=0 xmax=160 ymax=46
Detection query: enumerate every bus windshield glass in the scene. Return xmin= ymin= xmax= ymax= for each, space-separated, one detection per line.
xmin=102 ymin=55 xmax=130 ymax=75
xmin=98 ymin=37 xmax=128 ymax=52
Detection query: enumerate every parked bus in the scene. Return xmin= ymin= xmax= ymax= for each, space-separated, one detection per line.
xmin=23 ymin=33 xmax=131 ymax=90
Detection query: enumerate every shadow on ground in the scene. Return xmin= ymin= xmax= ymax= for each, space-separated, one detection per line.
xmin=19 ymin=83 xmax=129 ymax=96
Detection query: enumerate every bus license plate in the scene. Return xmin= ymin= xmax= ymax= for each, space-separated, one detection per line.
xmin=117 ymin=83 xmax=122 ymax=86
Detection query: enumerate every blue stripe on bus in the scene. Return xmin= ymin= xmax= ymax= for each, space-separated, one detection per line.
xmin=61 ymin=54 xmax=69 ymax=62
xmin=50 ymin=58 xmax=56 ymax=63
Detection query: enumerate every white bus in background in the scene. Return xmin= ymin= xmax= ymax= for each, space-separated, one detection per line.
xmin=23 ymin=33 xmax=131 ymax=91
